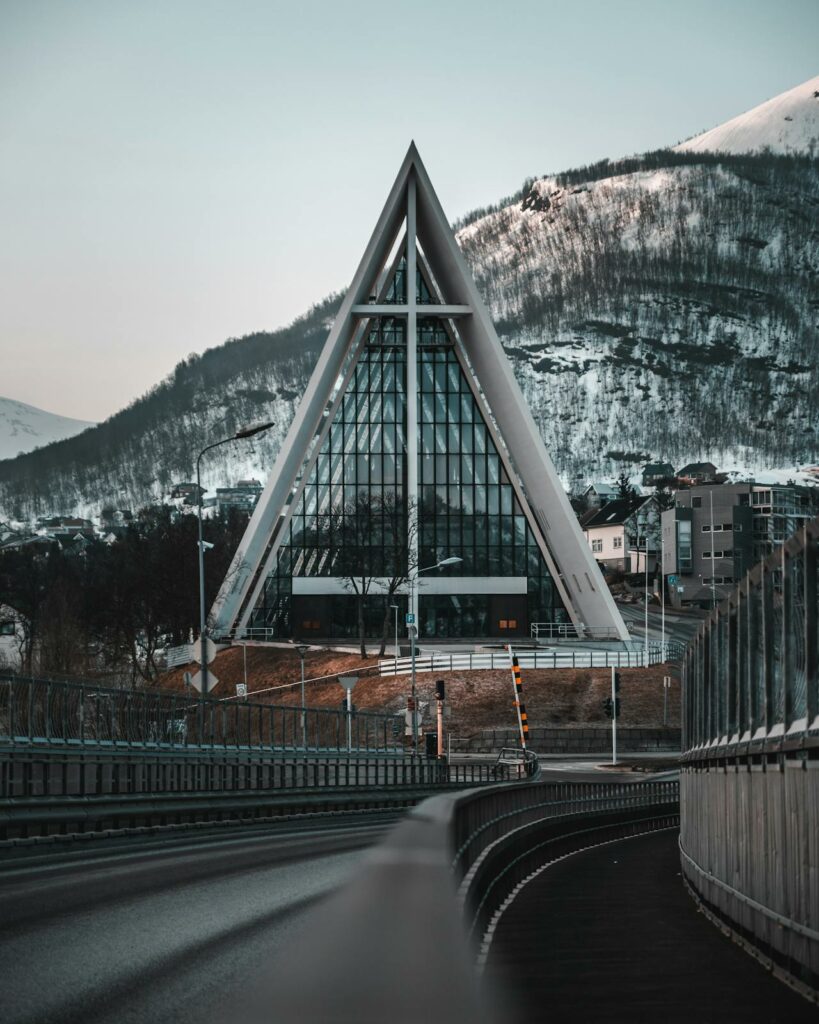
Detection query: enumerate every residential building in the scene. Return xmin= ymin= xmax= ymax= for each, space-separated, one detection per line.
xmin=171 ymin=482 xmax=205 ymax=505
xmin=215 ymin=479 xmax=263 ymax=514
xmin=583 ymin=481 xmax=618 ymax=508
xmin=676 ymin=462 xmax=718 ymax=486
xmin=642 ymin=462 xmax=674 ymax=487
xmin=581 ymin=497 xmax=660 ymax=574
xmin=661 ymin=482 xmax=814 ymax=607
xmin=0 ymin=604 xmax=24 ymax=672
xmin=208 ymin=146 xmax=628 ymax=643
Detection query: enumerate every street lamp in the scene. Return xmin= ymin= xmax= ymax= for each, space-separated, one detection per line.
xmin=408 ymin=555 xmax=463 ymax=756
xmin=196 ymin=420 xmax=274 ymax=694
xmin=294 ymin=644 xmax=310 ymax=750
xmin=390 ymin=603 xmax=399 ymax=677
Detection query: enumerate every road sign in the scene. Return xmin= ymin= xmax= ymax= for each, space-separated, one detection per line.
xmin=191 ymin=637 xmax=219 ymax=665
xmin=235 ymin=683 xmax=247 ymax=698
xmin=189 ymin=670 xmax=218 ymax=693
xmin=668 ymin=575 xmax=678 ymax=585
xmin=405 ymin=613 xmax=415 ymax=625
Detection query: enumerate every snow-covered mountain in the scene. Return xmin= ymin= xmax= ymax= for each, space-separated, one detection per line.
xmin=0 ymin=397 xmax=95 ymax=461
xmin=0 ymin=78 xmax=817 ymax=521
xmin=676 ymin=74 xmax=819 ymax=156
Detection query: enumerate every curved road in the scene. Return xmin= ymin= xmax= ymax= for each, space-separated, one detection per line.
xmin=0 ymin=815 xmax=398 ymax=1024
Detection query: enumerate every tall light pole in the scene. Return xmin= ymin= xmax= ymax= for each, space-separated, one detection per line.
xmin=196 ymin=420 xmax=274 ymax=694
xmin=295 ymin=644 xmax=309 ymax=749
xmin=391 ymin=603 xmax=399 ymax=677
xmin=409 ymin=556 xmax=462 ymax=755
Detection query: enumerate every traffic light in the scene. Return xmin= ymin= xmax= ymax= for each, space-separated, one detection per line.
xmin=613 ymin=671 xmax=621 ymax=694
xmin=603 ymin=697 xmax=621 ymax=719
xmin=435 ymin=679 xmax=445 ymax=701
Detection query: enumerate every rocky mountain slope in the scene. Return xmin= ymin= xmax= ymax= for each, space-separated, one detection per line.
xmin=0 ymin=397 xmax=95 ymax=461
xmin=0 ymin=79 xmax=817 ymax=521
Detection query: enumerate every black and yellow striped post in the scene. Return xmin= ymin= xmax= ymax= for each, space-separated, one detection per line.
xmin=508 ymin=644 xmax=528 ymax=750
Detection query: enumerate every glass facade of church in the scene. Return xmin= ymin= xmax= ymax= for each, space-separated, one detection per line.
xmin=247 ymin=260 xmax=570 ymax=639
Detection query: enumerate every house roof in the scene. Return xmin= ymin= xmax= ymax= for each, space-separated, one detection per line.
xmin=643 ymin=462 xmax=674 ymax=475
xmin=678 ymin=461 xmax=718 ymax=476
xmin=580 ymin=497 xmax=648 ymax=529
xmin=584 ymin=481 xmax=618 ymax=496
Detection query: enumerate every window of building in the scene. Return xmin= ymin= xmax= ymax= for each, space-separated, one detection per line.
xmin=733 ymin=524 xmax=742 ymax=532
xmin=0 ymin=621 xmax=14 ymax=636
xmin=702 ymin=525 xmax=710 ymax=533
xmin=739 ymin=494 xmax=750 ymax=506
xmin=692 ymin=497 xmax=702 ymax=508
xmin=613 ymin=536 xmax=622 ymax=549
xmin=592 ymin=538 xmax=603 ymax=553
xmin=678 ymin=520 xmax=692 ymax=571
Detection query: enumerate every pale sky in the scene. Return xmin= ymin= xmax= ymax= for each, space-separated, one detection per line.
xmin=1 ymin=0 xmax=817 ymax=421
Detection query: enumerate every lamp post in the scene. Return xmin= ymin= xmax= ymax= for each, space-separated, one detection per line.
xmin=196 ymin=420 xmax=274 ymax=694
xmin=408 ymin=555 xmax=462 ymax=756
xmin=390 ymin=603 xmax=399 ymax=677
xmin=295 ymin=644 xmax=309 ymax=750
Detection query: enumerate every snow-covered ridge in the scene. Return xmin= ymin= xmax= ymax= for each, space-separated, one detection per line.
xmin=675 ymin=74 xmax=819 ymax=156
xmin=0 ymin=397 xmax=95 ymax=461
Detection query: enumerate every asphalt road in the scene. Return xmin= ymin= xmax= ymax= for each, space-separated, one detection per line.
xmin=0 ymin=814 xmax=398 ymax=1024
xmin=618 ymin=602 xmax=704 ymax=648
xmin=485 ymin=829 xmax=817 ymax=1024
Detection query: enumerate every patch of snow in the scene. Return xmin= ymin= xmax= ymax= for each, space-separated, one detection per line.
xmin=675 ymin=75 xmax=819 ymax=157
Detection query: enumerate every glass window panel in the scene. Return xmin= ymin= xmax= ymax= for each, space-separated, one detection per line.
xmin=460 ymin=394 xmax=473 ymax=422
xmin=422 ymin=424 xmax=434 ymax=454
xmin=461 ymin=425 xmax=473 ymax=452
xmin=487 ymin=485 xmax=500 ymax=515
xmin=447 ymin=360 xmax=460 ymax=391
xmin=448 ymin=424 xmax=459 ymax=451
xmin=448 ymin=394 xmax=461 ymax=421
xmin=501 ymin=486 xmax=513 ymax=516
xmin=474 ymin=423 xmax=487 ymax=454
xmin=434 ymin=391 xmax=447 ymax=421
xmin=462 ymin=457 xmax=474 ymax=485
xmin=304 ymin=486 xmax=317 ymax=516
xmin=462 ymin=487 xmax=474 ymax=515
xmin=449 ymin=455 xmax=462 ymax=483
xmin=435 ymin=424 xmax=447 ymax=453
xmin=435 ymin=362 xmax=448 ymax=392
xmin=449 ymin=486 xmax=461 ymax=512
xmin=475 ymin=484 xmax=487 ymax=514
xmin=488 ymin=453 xmax=500 ymax=485
xmin=421 ymin=361 xmax=434 ymax=392
xmin=421 ymin=393 xmax=435 ymax=424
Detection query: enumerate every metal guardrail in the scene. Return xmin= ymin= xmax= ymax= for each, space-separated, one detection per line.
xmin=379 ymin=642 xmax=684 ymax=676
xmin=261 ymin=777 xmax=680 ymax=1022
xmin=0 ymin=675 xmax=403 ymax=754
xmin=681 ymin=518 xmax=819 ymax=754
xmin=530 ymin=622 xmax=624 ymax=641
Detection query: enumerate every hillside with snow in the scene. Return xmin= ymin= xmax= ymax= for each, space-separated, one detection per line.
xmin=0 ymin=78 xmax=816 ymax=520
xmin=0 ymin=397 xmax=95 ymax=461
xmin=676 ymin=74 xmax=819 ymax=156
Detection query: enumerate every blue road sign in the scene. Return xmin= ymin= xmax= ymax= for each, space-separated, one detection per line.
xmin=405 ymin=613 xmax=415 ymax=625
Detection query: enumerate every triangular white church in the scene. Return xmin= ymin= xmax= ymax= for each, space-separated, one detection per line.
xmin=211 ymin=144 xmax=628 ymax=643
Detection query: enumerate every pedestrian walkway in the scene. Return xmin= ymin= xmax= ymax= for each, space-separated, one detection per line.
xmin=484 ymin=830 xmax=816 ymax=1024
